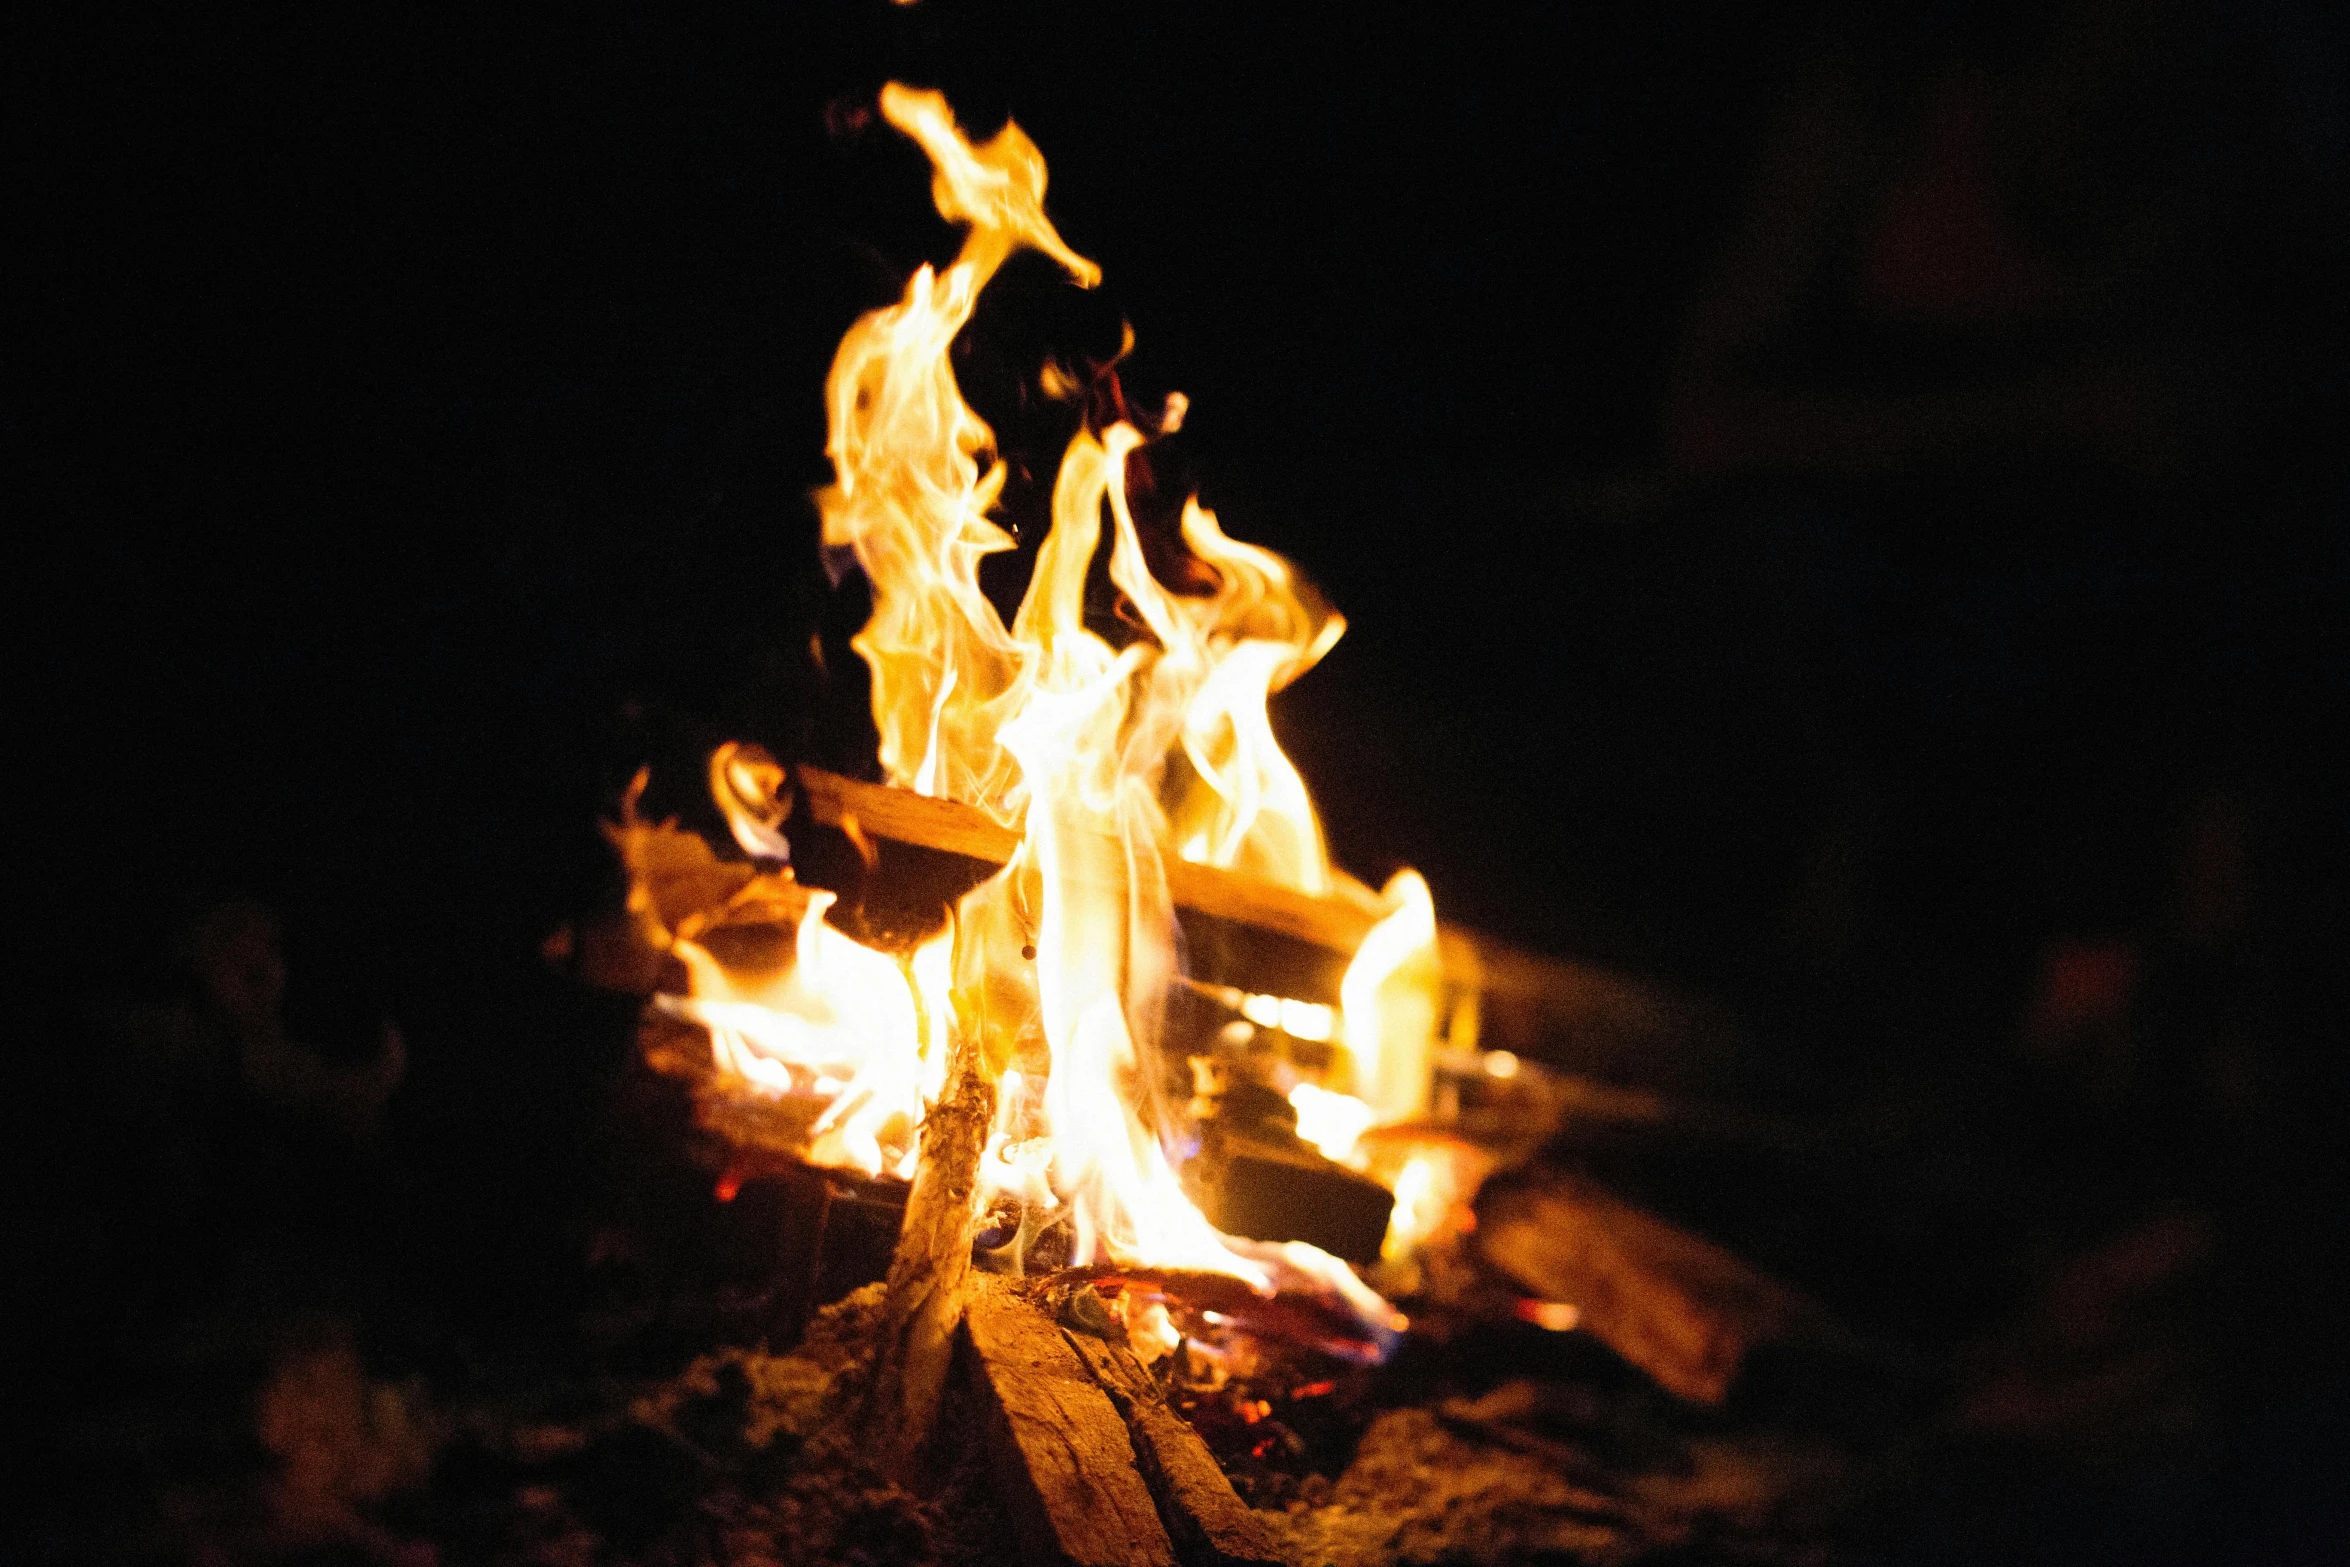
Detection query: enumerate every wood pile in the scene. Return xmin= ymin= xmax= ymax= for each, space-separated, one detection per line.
xmin=794 ymin=765 xmax=1747 ymax=1092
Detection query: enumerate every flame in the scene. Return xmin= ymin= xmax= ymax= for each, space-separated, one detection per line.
xmin=1289 ymin=1082 xmax=1375 ymax=1163
xmin=1163 ymin=499 xmax=1345 ymax=893
xmin=1340 ymin=870 xmax=1440 ymax=1125
xmin=814 ymin=85 xmax=1376 ymax=1287
xmin=817 ymin=84 xmax=1098 ymax=816
xmin=666 ymin=905 xmax=942 ymax=1177
xmin=622 ymin=86 xmax=1459 ymax=1317
xmin=1289 ymin=873 xmax=1469 ymax=1262
xmin=1283 ymin=869 xmax=1442 ymax=1177
xmin=1382 ymin=1154 xmax=1444 ymax=1260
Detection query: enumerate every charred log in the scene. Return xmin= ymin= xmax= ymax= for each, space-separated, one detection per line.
xmin=1189 ymin=1125 xmax=1394 ymax=1267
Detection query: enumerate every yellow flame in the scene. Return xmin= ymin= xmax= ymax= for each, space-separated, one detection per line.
xmin=607 ymin=762 xmax=947 ymax=1179
xmin=625 ymin=88 xmax=1450 ymax=1316
xmin=673 ymin=905 xmax=945 ymax=1179
xmin=817 ymin=85 xmax=1098 ymax=816
xmin=1380 ymin=1153 xmax=1445 ymax=1261
xmin=1164 ymin=500 xmax=1345 ymax=893
xmin=812 ymin=88 xmax=1368 ymax=1285
xmin=1340 ymin=870 xmax=1440 ymax=1123
xmin=1377 ymin=1141 xmax=1492 ymax=1261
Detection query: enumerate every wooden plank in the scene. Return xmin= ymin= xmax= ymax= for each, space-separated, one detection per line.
xmin=797 ymin=765 xmax=1383 ymax=954
xmin=1474 ymin=1172 xmax=1827 ymax=1406
xmin=797 ymin=765 xmax=1023 ymax=866
xmin=961 ymin=1284 xmax=1179 ymax=1567
xmin=1061 ymin=1330 xmax=1282 ymax=1567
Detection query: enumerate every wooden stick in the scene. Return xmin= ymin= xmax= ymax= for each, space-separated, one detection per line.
xmin=961 ymin=1282 xmax=1180 ymax=1567
xmin=863 ymin=1024 xmax=996 ymax=1472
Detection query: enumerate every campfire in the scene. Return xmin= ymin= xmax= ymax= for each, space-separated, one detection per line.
xmin=41 ymin=0 xmax=2312 ymax=1541
xmin=592 ymin=84 xmax=1842 ymax=1563
xmin=41 ymin=4 xmax=2309 ymax=1552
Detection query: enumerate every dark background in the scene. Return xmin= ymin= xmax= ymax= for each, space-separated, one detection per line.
xmin=14 ymin=0 xmax=2345 ymax=1155
xmin=16 ymin=2 xmax=1796 ymax=981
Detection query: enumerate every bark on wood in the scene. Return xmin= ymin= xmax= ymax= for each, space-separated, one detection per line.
xmin=1061 ymin=1330 xmax=1283 ymax=1567
xmin=960 ymin=1283 xmax=1180 ymax=1567
xmin=1474 ymin=1171 xmax=1829 ymax=1406
xmin=863 ymin=1027 xmax=996 ymax=1472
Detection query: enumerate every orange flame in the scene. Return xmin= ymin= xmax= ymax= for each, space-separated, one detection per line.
xmin=624 ymin=85 xmax=1459 ymax=1316
xmin=816 ymin=87 xmax=1376 ymax=1285
xmin=607 ymin=764 xmax=949 ymax=1179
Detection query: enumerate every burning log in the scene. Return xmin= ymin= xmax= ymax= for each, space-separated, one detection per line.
xmin=1190 ymin=1124 xmax=1395 ymax=1267
xmin=795 ymin=765 xmax=1750 ymax=1095
xmin=1474 ymin=1171 xmax=1833 ymax=1406
xmin=959 ymin=1282 xmax=1180 ymax=1567
xmin=799 ymin=765 xmax=1385 ymax=956
xmin=796 ymin=764 xmax=1023 ymax=867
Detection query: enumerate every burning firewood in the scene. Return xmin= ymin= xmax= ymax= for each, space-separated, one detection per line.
xmin=600 ymin=83 xmax=1810 ymax=1548
xmin=796 ymin=762 xmax=1750 ymax=1094
xmin=1474 ymin=1170 xmax=1836 ymax=1406
xmin=1189 ymin=1122 xmax=1396 ymax=1267
xmin=863 ymin=1021 xmax=997 ymax=1472
xmin=798 ymin=764 xmax=1387 ymax=957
